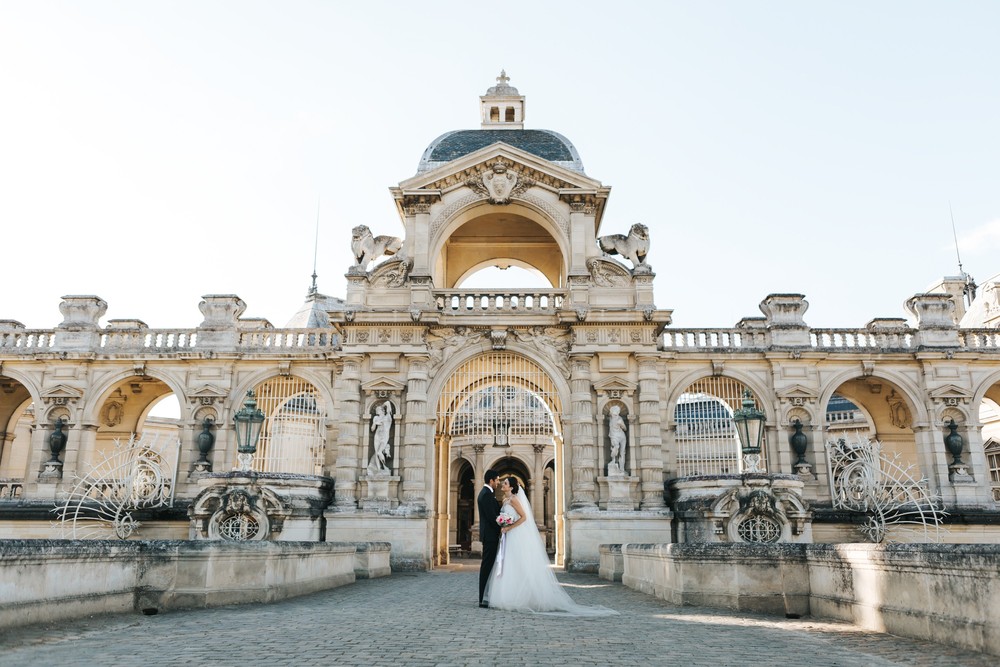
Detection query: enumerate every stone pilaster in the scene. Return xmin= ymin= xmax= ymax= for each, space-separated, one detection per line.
xmin=636 ymin=354 xmax=666 ymax=509
xmin=401 ymin=354 xmax=430 ymax=509
xmin=569 ymin=354 xmax=597 ymax=508
xmin=333 ymin=356 xmax=363 ymax=509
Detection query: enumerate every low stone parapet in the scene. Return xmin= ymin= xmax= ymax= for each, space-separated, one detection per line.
xmin=609 ymin=542 xmax=1000 ymax=657
xmin=0 ymin=539 xmax=388 ymax=630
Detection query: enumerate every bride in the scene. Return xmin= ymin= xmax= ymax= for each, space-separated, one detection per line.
xmin=483 ymin=477 xmax=617 ymax=616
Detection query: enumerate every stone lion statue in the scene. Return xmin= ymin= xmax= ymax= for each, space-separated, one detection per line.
xmin=351 ymin=225 xmax=403 ymax=269
xmin=597 ymin=223 xmax=649 ymax=269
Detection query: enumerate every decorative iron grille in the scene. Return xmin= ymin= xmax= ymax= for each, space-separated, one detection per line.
xmin=249 ymin=376 xmax=327 ymax=475
xmin=673 ymin=377 xmax=768 ymax=476
xmin=436 ymin=353 xmax=561 ymax=445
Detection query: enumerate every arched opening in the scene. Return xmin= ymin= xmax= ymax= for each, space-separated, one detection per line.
xmin=979 ymin=393 xmax=1000 ymax=501
xmin=823 ymin=378 xmax=919 ymax=471
xmin=435 ymin=211 xmax=565 ymax=289
xmin=504 ymin=107 xmax=515 ymax=122
xmin=248 ymin=376 xmax=328 ymax=475
xmin=672 ymin=376 xmax=768 ymax=477
xmin=456 ymin=262 xmax=553 ymax=290
xmin=490 ymin=106 xmax=499 ymax=122
xmin=435 ymin=352 xmax=563 ymax=566
xmin=85 ymin=376 xmax=182 ymax=484
xmin=0 ymin=376 xmax=33 ymax=498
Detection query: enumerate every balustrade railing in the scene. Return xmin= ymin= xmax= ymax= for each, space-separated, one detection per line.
xmin=434 ymin=290 xmax=565 ymax=314
xmin=959 ymin=329 xmax=1000 ymax=349
xmin=810 ymin=329 xmax=914 ymax=350
xmin=239 ymin=329 xmax=340 ymax=350
xmin=0 ymin=330 xmax=55 ymax=352
xmin=100 ymin=330 xmax=197 ymax=351
xmin=0 ymin=479 xmax=23 ymax=499
xmin=661 ymin=329 xmax=768 ymax=350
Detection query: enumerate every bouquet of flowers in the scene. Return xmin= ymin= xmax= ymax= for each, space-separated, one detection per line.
xmin=496 ymin=514 xmax=515 ymax=527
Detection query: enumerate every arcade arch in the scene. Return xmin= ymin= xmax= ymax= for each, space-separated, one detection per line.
xmin=671 ymin=376 xmax=769 ymax=477
xmin=433 ymin=210 xmax=566 ymax=289
xmin=0 ymin=376 xmax=33 ymax=494
xmin=433 ymin=351 xmax=563 ymax=565
xmin=248 ymin=375 xmax=328 ymax=475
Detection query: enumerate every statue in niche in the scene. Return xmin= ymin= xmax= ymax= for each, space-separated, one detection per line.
xmin=368 ymin=402 xmax=393 ymax=476
xmin=607 ymin=405 xmax=627 ymax=475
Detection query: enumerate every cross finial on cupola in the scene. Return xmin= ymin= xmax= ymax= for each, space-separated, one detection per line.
xmin=480 ymin=69 xmax=525 ymax=129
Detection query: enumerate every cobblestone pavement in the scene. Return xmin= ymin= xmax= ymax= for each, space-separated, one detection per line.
xmin=0 ymin=560 xmax=994 ymax=667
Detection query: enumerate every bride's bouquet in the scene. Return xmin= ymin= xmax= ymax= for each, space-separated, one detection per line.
xmin=496 ymin=514 xmax=515 ymax=527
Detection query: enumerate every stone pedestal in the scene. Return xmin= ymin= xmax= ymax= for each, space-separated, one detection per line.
xmin=359 ymin=474 xmax=400 ymax=512
xmin=597 ymin=474 xmax=640 ymax=511
xmin=38 ymin=461 xmax=63 ymax=482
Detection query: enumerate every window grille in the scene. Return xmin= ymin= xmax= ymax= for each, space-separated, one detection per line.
xmin=674 ymin=377 xmax=767 ymax=476
xmin=249 ymin=376 xmax=327 ymax=475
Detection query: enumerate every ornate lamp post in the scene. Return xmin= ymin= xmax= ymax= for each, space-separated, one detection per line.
xmin=733 ymin=390 xmax=766 ymax=474
xmin=233 ymin=390 xmax=265 ymax=472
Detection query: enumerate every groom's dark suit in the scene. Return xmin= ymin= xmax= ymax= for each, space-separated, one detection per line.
xmin=478 ymin=484 xmax=501 ymax=605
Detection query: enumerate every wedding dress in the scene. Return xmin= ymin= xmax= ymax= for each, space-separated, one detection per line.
xmin=483 ymin=490 xmax=617 ymax=616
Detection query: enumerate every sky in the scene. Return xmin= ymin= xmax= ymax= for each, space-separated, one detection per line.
xmin=1 ymin=1 xmax=998 ymax=330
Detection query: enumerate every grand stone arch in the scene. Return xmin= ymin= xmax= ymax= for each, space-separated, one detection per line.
xmin=430 ymin=349 xmax=567 ymax=566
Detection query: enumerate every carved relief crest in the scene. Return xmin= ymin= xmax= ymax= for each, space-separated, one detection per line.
xmin=587 ymin=257 xmax=631 ymax=287
xmin=368 ymin=258 xmax=411 ymax=288
xmin=465 ymin=161 xmax=535 ymax=205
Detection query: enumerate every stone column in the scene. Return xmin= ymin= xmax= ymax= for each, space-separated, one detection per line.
xmin=532 ymin=443 xmax=546 ymax=525
xmin=401 ymin=354 xmax=430 ymax=509
xmin=333 ymin=356 xmax=363 ymax=510
xmin=569 ymin=354 xmax=597 ymax=508
xmin=636 ymin=354 xmax=666 ymax=509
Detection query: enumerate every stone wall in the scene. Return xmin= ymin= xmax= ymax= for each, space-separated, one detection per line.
xmin=603 ymin=542 xmax=1000 ymax=657
xmin=0 ymin=540 xmax=390 ymax=629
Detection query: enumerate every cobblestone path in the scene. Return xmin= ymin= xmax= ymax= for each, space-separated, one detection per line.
xmin=0 ymin=560 xmax=993 ymax=667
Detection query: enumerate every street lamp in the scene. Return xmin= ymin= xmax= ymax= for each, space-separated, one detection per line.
xmin=233 ymin=390 xmax=265 ymax=472
xmin=733 ymin=389 xmax=766 ymax=473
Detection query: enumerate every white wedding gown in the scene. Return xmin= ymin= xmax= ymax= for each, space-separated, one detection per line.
xmin=483 ymin=491 xmax=617 ymax=616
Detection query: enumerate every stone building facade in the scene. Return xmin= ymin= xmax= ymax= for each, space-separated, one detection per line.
xmin=1 ymin=74 xmax=999 ymax=570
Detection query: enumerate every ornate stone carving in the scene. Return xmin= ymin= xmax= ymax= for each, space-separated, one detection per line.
xmin=490 ymin=329 xmax=508 ymax=350
xmin=464 ymin=160 xmax=535 ymax=205
xmin=597 ymin=223 xmax=649 ymax=270
xmin=509 ymin=327 xmax=572 ymax=379
xmin=587 ymin=257 xmax=630 ymax=287
xmin=426 ymin=326 xmax=487 ymax=368
xmin=368 ymin=258 xmax=411 ymax=288
xmin=886 ymin=390 xmax=912 ymax=429
xmin=351 ymin=225 xmax=403 ymax=270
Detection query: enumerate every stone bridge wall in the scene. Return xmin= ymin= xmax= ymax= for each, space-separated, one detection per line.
xmin=601 ymin=542 xmax=1000 ymax=657
xmin=0 ymin=539 xmax=390 ymax=629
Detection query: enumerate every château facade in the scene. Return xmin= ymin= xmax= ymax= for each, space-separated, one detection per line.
xmin=2 ymin=74 xmax=999 ymax=570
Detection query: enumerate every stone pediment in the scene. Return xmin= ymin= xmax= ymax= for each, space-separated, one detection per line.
xmin=593 ymin=376 xmax=638 ymax=396
xmin=928 ymin=384 xmax=974 ymax=405
xmin=188 ymin=384 xmax=229 ymax=406
xmin=776 ymin=385 xmax=819 ymax=405
xmin=361 ymin=377 xmax=406 ymax=396
xmin=40 ymin=384 xmax=83 ymax=405
xmin=397 ymin=143 xmax=604 ymax=194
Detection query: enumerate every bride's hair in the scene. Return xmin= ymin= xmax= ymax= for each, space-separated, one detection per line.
xmin=507 ymin=477 xmax=520 ymax=495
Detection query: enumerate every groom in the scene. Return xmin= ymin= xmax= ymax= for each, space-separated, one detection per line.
xmin=477 ymin=468 xmax=501 ymax=608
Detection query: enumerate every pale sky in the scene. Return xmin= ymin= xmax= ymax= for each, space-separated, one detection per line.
xmin=1 ymin=1 xmax=998 ymax=330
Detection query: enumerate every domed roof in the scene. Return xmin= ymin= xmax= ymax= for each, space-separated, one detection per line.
xmin=417 ymin=129 xmax=585 ymax=174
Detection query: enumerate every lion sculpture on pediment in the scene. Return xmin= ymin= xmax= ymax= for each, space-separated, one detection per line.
xmin=597 ymin=223 xmax=649 ymax=270
xmin=352 ymin=225 xmax=403 ymax=270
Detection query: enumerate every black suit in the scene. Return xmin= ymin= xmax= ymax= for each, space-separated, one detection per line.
xmin=477 ymin=484 xmax=501 ymax=604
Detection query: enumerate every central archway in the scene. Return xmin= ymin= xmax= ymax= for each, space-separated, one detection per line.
xmin=433 ymin=351 xmax=564 ymax=566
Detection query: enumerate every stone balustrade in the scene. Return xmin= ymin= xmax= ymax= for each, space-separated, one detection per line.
xmin=602 ymin=542 xmax=1000 ymax=657
xmin=811 ymin=328 xmax=915 ymax=349
xmin=0 ymin=328 xmax=341 ymax=354
xmin=0 ymin=330 xmax=55 ymax=352
xmin=0 ymin=539 xmax=390 ymax=629
xmin=661 ymin=329 xmax=768 ymax=350
xmin=433 ymin=290 xmax=565 ymax=313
